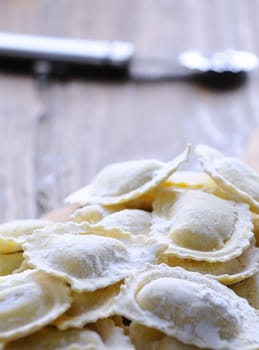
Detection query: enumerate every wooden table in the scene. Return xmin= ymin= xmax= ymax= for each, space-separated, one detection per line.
xmin=0 ymin=0 xmax=259 ymax=222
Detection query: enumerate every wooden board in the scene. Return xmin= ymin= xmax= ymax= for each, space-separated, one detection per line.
xmin=243 ymin=128 xmax=259 ymax=173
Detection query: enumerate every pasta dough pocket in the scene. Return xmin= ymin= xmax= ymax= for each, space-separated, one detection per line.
xmin=53 ymin=282 xmax=122 ymax=330
xmin=65 ymin=145 xmax=190 ymax=206
xmin=151 ymin=188 xmax=253 ymax=262
xmin=0 ymin=270 xmax=71 ymax=342
xmin=195 ymin=144 xmax=259 ymax=213
xmin=159 ymin=242 xmax=259 ymax=285
xmin=114 ymin=264 xmax=259 ymax=350
xmin=3 ymin=319 xmax=134 ymax=350
xmin=22 ymin=229 xmax=166 ymax=292
xmin=0 ymin=219 xmax=51 ymax=253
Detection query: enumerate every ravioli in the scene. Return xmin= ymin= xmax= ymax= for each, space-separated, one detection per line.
xmin=0 ymin=219 xmax=51 ymax=253
xmin=71 ymin=204 xmax=152 ymax=240
xmin=2 ymin=143 xmax=259 ymax=349
xmin=114 ymin=264 xmax=259 ymax=349
xmin=0 ymin=270 xmax=71 ymax=342
xmin=160 ymin=243 xmax=259 ymax=285
xmin=195 ymin=144 xmax=259 ymax=213
xmin=23 ymin=230 xmax=166 ymax=292
xmin=0 ymin=252 xmax=24 ymax=276
xmin=98 ymin=209 xmax=151 ymax=236
xmin=30 ymin=221 xmax=88 ymax=236
xmin=70 ymin=204 xmax=115 ymax=224
xmin=165 ymin=170 xmax=226 ymax=196
xmin=129 ymin=323 xmax=201 ymax=350
xmin=77 ymin=209 xmax=152 ymax=240
xmin=65 ymin=145 xmax=190 ymax=206
xmin=3 ymin=319 xmax=134 ymax=350
xmin=166 ymin=170 xmax=214 ymax=188
xmin=3 ymin=327 xmax=103 ymax=350
xmin=151 ymin=188 xmax=253 ymax=262
xmin=53 ymin=282 xmax=121 ymax=329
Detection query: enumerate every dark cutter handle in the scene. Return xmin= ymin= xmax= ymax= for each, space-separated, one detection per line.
xmin=0 ymin=32 xmax=135 ymax=80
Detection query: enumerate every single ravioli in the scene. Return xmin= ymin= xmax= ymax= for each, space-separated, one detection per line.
xmin=0 ymin=270 xmax=71 ymax=342
xmin=195 ymin=144 xmax=259 ymax=213
xmin=65 ymin=145 xmax=190 ymax=206
xmin=114 ymin=264 xmax=259 ymax=350
xmin=129 ymin=322 xmax=202 ymax=350
xmin=151 ymin=188 xmax=253 ymax=262
xmin=159 ymin=242 xmax=259 ymax=285
xmin=0 ymin=252 xmax=24 ymax=276
xmin=0 ymin=219 xmax=52 ymax=253
xmin=3 ymin=319 xmax=134 ymax=350
xmin=70 ymin=204 xmax=115 ymax=224
xmin=53 ymin=282 xmax=121 ymax=330
xmin=71 ymin=204 xmax=152 ymax=238
xmin=77 ymin=209 xmax=152 ymax=239
xmin=97 ymin=209 xmax=151 ymax=236
xmin=230 ymin=271 xmax=259 ymax=311
xmin=23 ymin=229 xmax=166 ymax=292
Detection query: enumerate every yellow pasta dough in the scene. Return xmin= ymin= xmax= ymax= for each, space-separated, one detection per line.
xmin=23 ymin=229 xmax=166 ymax=292
xmin=152 ymin=188 xmax=253 ymax=261
xmin=129 ymin=323 xmax=202 ymax=350
xmin=114 ymin=264 xmax=259 ymax=349
xmin=0 ymin=252 xmax=24 ymax=276
xmin=53 ymin=282 xmax=121 ymax=329
xmin=1 ymin=144 xmax=259 ymax=349
xmin=0 ymin=219 xmax=51 ymax=253
xmin=65 ymin=145 xmax=190 ymax=206
xmin=165 ymin=170 xmax=226 ymax=196
xmin=3 ymin=319 xmax=134 ymax=350
xmin=195 ymin=144 xmax=259 ymax=213
xmin=160 ymin=242 xmax=259 ymax=285
xmin=0 ymin=270 xmax=71 ymax=342
xmin=75 ymin=209 xmax=152 ymax=239
xmin=70 ymin=204 xmax=115 ymax=224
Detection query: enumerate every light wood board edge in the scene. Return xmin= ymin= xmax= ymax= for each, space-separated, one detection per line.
xmin=243 ymin=128 xmax=259 ymax=174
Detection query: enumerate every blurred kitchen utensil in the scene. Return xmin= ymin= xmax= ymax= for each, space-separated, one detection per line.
xmin=0 ymin=32 xmax=258 ymax=89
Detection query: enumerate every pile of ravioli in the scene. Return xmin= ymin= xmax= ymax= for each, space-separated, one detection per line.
xmin=1 ymin=144 xmax=259 ymax=350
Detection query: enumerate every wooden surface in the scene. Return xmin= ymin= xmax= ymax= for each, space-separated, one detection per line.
xmin=1 ymin=0 xmax=259 ymax=222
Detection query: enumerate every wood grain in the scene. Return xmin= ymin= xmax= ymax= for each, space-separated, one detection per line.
xmin=243 ymin=128 xmax=259 ymax=173
xmin=0 ymin=0 xmax=259 ymax=222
